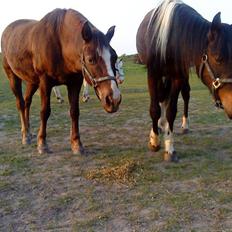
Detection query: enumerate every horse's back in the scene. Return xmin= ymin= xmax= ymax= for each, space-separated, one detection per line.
xmin=1 ymin=19 xmax=39 ymax=82
xmin=1 ymin=19 xmax=36 ymax=54
xmin=136 ymin=10 xmax=153 ymax=65
xmin=2 ymin=9 xmax=68 ymax=82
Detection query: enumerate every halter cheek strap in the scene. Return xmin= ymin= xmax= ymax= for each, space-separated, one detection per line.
xmin=199 ymin=54 xmax=232 ymax=108
xmin=81 ymin=55 xmax=116 ymax=88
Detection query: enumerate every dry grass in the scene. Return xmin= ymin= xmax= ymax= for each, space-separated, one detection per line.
xmin=86 ymin=160 xmax=138 ymax=185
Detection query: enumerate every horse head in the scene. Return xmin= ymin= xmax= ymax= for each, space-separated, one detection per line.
xmin=81 ymin=22 xmax=121 ymax=113
xmin=201 ymin=13 xmax=232 ymax=118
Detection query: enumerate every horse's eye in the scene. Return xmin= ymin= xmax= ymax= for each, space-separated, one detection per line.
xmin=215 ymin=56 xmax=223 ymax=64
xmin=88 ymin=57 xmax=95 ymax=65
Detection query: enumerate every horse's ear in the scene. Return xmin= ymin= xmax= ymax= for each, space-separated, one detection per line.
xmin=208 ymin=12 xmax=222 ymax=42
xmin=82 ymin=21 xmax=92 ymax=42
xmin=211 ymin=12 xmax=221 ymax=30
xmin=105 ymin=26 xmax=115 ymax=43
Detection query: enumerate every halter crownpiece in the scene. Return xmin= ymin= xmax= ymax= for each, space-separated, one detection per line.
xmin=199 ymin=54 xmax=232 ymax=109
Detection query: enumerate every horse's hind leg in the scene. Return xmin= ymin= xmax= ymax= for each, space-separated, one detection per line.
xmin=4 ymin=68 xmax=30 ymax=144
xmin=82 ymin=79 xmax=90 ymax=102
xmin=181 ymin=79 xmax=190 ymax=133
xmin=53 ymin=86 xmax=64 ymax=103
xmin=164 ymin=79 xmax=182 ymax=162
xmin=24 ymin=83 xmax=38 ymax=140
xmin=147 ymin=69 xmax=161 ymax=152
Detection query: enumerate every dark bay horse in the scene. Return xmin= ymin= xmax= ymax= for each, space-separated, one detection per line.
xmin=136 ymin=0 xmax=232 ymax=162
xmin=1 ymin=8 xmax=122 ymax=154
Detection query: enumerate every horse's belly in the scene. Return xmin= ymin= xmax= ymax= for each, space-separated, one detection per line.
xmin=8 ymin=58 xmax=39 ymax=84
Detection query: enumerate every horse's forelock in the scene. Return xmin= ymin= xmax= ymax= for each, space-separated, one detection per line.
xmin=211 ymin=25 xmax=232 ymax=62
xmin=224 ymin=26 xmax=232 ymax=61
xmin=91 ymin=30 xmax=109 ymax=56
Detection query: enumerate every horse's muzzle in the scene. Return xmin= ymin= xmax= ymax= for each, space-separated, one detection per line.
xmin=218 ymin=86 xmax=232 ymax=119
xmin=102 ymin=94 xmax=121 ymax=113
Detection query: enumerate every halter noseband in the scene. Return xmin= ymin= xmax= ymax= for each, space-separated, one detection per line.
xmin=199 ymin=54 xmax=232 ymax=109
xmin=81 ymin=54 xmax=116 ymax=88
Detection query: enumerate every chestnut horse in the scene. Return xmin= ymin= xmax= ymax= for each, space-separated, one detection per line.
xmin=137 ymin=0 xmax=232 ymax=162
xmin=1 ymin=8 xmax=121 ymax=154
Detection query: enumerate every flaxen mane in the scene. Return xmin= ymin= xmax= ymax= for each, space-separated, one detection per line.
xmin=147 ymin=0 xmax=210 ymax=72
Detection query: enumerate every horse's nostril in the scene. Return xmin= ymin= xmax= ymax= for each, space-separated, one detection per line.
xmin=105 ymin=95 xmax=113 ymax=106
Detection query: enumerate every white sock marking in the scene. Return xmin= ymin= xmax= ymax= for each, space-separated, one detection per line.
xmin=164 ymin=121 xmax=174 ymax=154
xmin=181 ymin=116 xmax=189 ymax=130
xmin=150 ymin=128 xmax=160 ymax=147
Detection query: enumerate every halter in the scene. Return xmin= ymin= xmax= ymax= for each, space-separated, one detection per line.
xmin=199 ymin=54 xmax=232 ymax=109
xmin=81 ymin=54 xmax=116 ymax=88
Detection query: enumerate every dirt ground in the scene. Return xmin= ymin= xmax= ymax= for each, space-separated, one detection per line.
xmin=1 ymin=57 xmax=232 ymax=231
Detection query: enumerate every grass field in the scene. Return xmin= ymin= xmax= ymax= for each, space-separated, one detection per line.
xmin=1 ymin=54 xmax=232 ymax=231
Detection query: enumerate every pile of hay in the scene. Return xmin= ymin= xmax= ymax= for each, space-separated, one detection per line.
xmin=86 ymin=160 xmax=138 ymax=184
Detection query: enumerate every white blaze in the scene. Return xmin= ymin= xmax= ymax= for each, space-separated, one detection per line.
xmin=101 ymin=47 xmax=121 ymax=100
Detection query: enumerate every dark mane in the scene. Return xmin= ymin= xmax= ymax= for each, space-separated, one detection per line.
xmin=216 ymin=23 xmax=232 ymax=62
xmin=169 ymin=4 xmax=209 ymax=68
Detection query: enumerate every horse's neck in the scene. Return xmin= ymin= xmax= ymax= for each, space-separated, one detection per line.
xmin=60 ymin=11 xmax=86 ymax=73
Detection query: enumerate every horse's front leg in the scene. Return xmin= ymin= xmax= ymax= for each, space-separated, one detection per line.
xmin=53 ymin=86 xmax=64 ymax=103
xmin=67 ymin=78 xmax=84 ymax=155
xmin=37 ymin=79 xmax=52 ymax=154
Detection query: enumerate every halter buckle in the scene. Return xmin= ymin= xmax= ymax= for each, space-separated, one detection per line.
xmin=212 ymin=78 xmax=221 ymax=90
xmin=92 ymin=79 xmax=98 ymax=87
xmin=202 ymin=54 xmax=208 ymax=62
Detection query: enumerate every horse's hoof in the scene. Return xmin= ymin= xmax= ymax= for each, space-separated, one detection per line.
xmin=37 ymin=144 xmax=52 ymax=154
xmin=181 ymin=128 xmax=189 ymax=134
xmin=82 ymin=95 xmax=90 ymax=102
xmin=158 ymin=127 xmax=163 ymax=134
xmin=82 ymin=96 xmax=90 ymax=103
xmin=57 ymin=98 xmax=64 ymax=103
xmin=22 ymin=135 xmax=32 ymax=145
xmin=164 ymin=151 xmax=179 ymax=163
xmin=22 ymin=138 xmax=31 ymax=145
xmin=148 ymin=142 xmax=161 ymax=152
xmin=72 ymin=146 xmax=85 ymax=155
